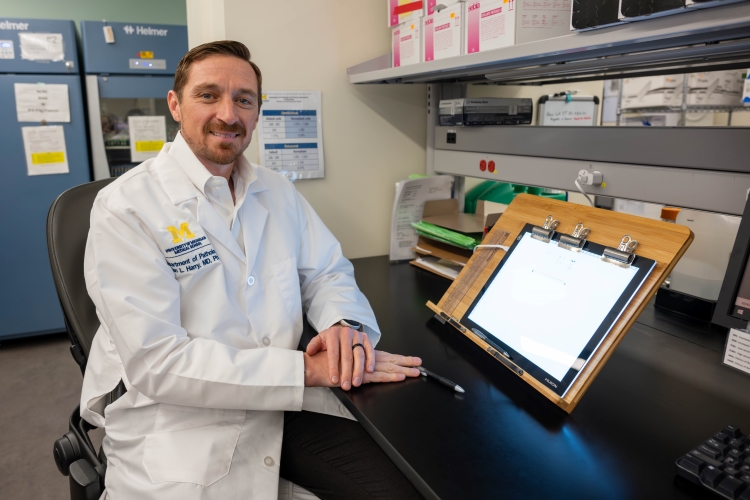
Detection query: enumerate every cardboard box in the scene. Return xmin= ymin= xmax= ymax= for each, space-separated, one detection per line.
xmin=465 ymin=0 xmax=572 ymax=54
xmin=388 ymin=0 xmax=423 ymax=28
xmin=687 ymin=70 xmax=744 ymax=106
xmin=392 ymin=20 xmax=423 ymax=68
xmin=621 ymin=75 xmax=685 ymax=109
xmin=423 ymin=3 xmax=464 ymax=62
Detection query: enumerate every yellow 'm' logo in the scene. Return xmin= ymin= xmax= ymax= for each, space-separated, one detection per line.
xmin=166 ymin=222 xmax=196 ymax=243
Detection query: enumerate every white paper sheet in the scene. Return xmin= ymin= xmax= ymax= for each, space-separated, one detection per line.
xmin=389 ymin=176 xmax=454 ymax=261
xmin=22 ymin=125 xmax=69 ymax=176
xmin=723 ymin=329 xmax=750 ymax=376
xmin=15 ymin=83 xmax=70 ymax=123
xmin=414 ymin=255 xmax=462 ymax=280
xmin=258 ymin=91 xmax=324 ymax=180
xmin=19 ymin=32 xmax=64 ymax=62
xmin=128 ymin=116 xmax=166 ymax=163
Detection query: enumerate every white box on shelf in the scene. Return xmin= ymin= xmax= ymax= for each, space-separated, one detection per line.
xmin=392 ymin=20 xmax=423 ymax=67
xmin=465 ymin=0 xmax=572 ymax=55
xmin=388 ymin=0 xmax=423 ymax=28
xmin=621 ymin=75 xmax=685 ymax=109
xmin=423 ymin=3 xmax=464 ymax=61
xmin=687 ymin=70 xmax=744 ymax=106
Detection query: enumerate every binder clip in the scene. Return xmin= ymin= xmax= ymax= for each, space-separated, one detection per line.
xmin=602 ymin=235 xmax=639 ymax=268
xmin=531 ymin=215 xmax=559 ymax=243
xmin=558 ymin=222 xmax=590 ymax=252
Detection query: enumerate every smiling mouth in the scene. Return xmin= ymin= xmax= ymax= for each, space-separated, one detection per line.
xmin=209 ymin=131 xmax=240 ymax=138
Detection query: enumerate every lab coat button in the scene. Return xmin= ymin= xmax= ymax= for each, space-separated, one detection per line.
xmin=264 ymin=456 xmax=275 ymax=467
xmin=247 ymin=276 xmax=255 ymax=286
xmin=262 ymin=337 xmax=270 ymax=346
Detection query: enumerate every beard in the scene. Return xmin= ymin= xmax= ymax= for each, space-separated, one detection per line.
xmin=183 ymin=120 xmax=249 ymax=166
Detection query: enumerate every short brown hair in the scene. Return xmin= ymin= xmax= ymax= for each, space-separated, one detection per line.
xmin=173 ymin=40 xmax=262 ymax=107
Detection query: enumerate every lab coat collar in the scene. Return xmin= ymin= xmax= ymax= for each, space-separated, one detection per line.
xmin=156 ymin=132 xmax=268 ymax=265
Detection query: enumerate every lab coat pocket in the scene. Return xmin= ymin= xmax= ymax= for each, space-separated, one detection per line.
xmin=272 ymin=257 xmax=303 ymax=327
xmin=142 ymin=404 xmax=246 ymax=486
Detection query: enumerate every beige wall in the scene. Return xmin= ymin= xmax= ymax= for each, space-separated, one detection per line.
xmin=187 ymin=0 xmax=427 ymax=259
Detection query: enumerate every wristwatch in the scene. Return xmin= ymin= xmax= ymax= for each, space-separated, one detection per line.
xmin=339 ymin=319 xmax=363 ymax=331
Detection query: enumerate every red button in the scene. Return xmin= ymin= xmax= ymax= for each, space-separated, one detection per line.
xmin=488 ymin=161 xmax=496 ymax=173
xmin=479 ymin=160 xmax=486 ymax=171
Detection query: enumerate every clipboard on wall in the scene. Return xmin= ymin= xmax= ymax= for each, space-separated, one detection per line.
xmin=537 ymin=94 xmax=599 ymax=126
xmin=427 ymin=194 xmax=693 ymax=413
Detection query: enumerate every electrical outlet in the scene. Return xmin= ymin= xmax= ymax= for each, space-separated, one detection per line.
xmin=578 ymin=169 xmax=603 ymax=186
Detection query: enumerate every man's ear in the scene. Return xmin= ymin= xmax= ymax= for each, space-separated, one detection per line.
xmin=167 ymin=90 xmax=181 ymax=123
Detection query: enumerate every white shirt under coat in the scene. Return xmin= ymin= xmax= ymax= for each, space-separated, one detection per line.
xmin=80 ymin=132 xmax=379 ymax=499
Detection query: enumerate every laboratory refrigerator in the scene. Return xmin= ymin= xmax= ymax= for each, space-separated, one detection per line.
xmin=0 ymin=19 xmax=91 ymax=339
xmin=80 ymin=21 xmax=187 ymax=180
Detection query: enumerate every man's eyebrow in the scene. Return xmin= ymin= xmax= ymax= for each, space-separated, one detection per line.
xmin=191 ymin=83 xmax=257 ymax=99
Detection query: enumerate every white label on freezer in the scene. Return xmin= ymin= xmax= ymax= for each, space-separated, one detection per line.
xmin=15 ymin=83 xmax=70 ymax=123
xmin=22 ymin=125 xmax=69 ymax=176
xmin=129 ymin=116 xmax=166 ymax=163
xmin=18 ymin=32 xmax=64 ymax=61
xmin=0 ymin=39 xmax=14 ymax=59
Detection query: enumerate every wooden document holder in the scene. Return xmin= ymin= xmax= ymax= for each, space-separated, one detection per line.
xmin=427 ymin=194 xmax=694 ymax=413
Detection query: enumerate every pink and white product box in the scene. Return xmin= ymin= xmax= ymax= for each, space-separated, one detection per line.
xmin=465 ymin=0 xmax=572 ymax=54
xmin=423 ymin=3 xmax=464 ymax=61
xmin=392 ymin=20 xmax=423 ymax=68
xmin=388 ymin=0 xmax=424 ymax=27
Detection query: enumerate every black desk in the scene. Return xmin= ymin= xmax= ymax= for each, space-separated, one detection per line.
xmin=335 ymin=256 xmax=750 ymax=500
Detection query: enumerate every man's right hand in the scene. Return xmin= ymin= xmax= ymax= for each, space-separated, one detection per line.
xmin=304 ymin=350 xmax=422 ymax=388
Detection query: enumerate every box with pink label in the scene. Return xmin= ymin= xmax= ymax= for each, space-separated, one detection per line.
xmin=423 ymin=3 xmax=464 ymax=62
xmin=464 ymin=0 xmax=572 ymax=54
xmin=392 ymin=20 xmax=423 ymax=68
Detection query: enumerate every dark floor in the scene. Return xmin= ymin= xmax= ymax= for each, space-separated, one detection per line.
xmin=0 ymin=332 xmax=100 ymax=499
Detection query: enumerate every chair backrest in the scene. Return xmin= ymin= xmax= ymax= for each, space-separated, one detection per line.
xmin=47 ymin=178 xmax=115 ymax=372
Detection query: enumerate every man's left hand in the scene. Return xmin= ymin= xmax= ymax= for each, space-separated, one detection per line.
xmin=306 ymin=324 xmax=375 ymax=391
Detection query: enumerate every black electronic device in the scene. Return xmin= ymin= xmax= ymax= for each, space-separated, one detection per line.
xmin=675 ymin=425 xmax=750 ymax=499
xmin=460 ymin=223 xmax=656 ymax=397
xmin=713 ymin=195 xmax=750 ymax=330
xmin=438 ymin=98 xmax=533 ymax=126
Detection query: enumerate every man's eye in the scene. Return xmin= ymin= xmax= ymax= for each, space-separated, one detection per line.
xmin=238 ymin=98 xmax=251 ymax=105
xmin=201 ymin=93 xmax=212 ymax=99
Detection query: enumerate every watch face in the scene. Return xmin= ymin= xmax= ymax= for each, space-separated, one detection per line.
xmin=341 ymin=319 xmax=362 ymax=330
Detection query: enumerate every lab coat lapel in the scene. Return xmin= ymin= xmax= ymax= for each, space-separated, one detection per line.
xmin=196 ymin=196 xmax=246 ymax=263
xmin=240 ymin=187 xmax=269 ymax=273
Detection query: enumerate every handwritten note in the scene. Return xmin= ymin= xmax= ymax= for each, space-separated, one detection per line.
xmin=539 ymin=98 xmax=597 ymax=126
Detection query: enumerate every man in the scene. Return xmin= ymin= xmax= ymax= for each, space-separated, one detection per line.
xmin=81 ymin=40 xmax=424 ymax=500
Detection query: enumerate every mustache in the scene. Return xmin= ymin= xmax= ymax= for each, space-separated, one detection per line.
xmin=203 ymin=121 xmax=246 ymax=136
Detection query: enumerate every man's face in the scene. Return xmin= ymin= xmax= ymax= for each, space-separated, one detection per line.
xmin=167 ymin=55 xmax=260 ymax=167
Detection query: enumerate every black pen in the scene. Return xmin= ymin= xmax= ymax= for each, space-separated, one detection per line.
xmin=418 ymin=366 xmax=465 ymax=393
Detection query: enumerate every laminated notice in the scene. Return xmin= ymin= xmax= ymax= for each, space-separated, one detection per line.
xmin=19 ymin=32 xmax=64 ymax=62
xmin=723 ymin=328 xmax=750 ymax=377
xmin=22 ymin=125 xmax=69 ymax=175
xmin=15 ymin=83 xmax=70 ymax=122
xmin=128 ymin=116 xmax=166 ymax=163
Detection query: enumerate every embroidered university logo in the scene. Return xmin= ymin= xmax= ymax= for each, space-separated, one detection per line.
xmin=166 ymin=222 xmax=196 ymax=243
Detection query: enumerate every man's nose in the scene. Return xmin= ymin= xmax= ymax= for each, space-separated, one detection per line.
xmin=215 ymin=95 xmax=238 ymax=124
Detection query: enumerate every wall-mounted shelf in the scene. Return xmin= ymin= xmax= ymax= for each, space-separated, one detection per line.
xmin=348 ymin=3 xmax=750 ymax=85
xmin=622 ymin=105 xmax=750 ymax=113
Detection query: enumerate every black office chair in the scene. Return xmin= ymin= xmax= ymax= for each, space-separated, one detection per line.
xmin=46 ymin=178 xmax=115 ymax=500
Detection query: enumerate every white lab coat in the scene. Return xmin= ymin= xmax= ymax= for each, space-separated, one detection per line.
xmin=80 ymin=134 xmax=381 ymax=500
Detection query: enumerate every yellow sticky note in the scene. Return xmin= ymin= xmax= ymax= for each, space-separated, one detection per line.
xmin=450 ymin=12 xmax=455 ymax=17
xmin=31 ymin=151 xmax=65 ymax=164
xmin=135 ymin=140 xmax=164 ymax=152
xmin=139 ymin=51 xmax=154 ymax=59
